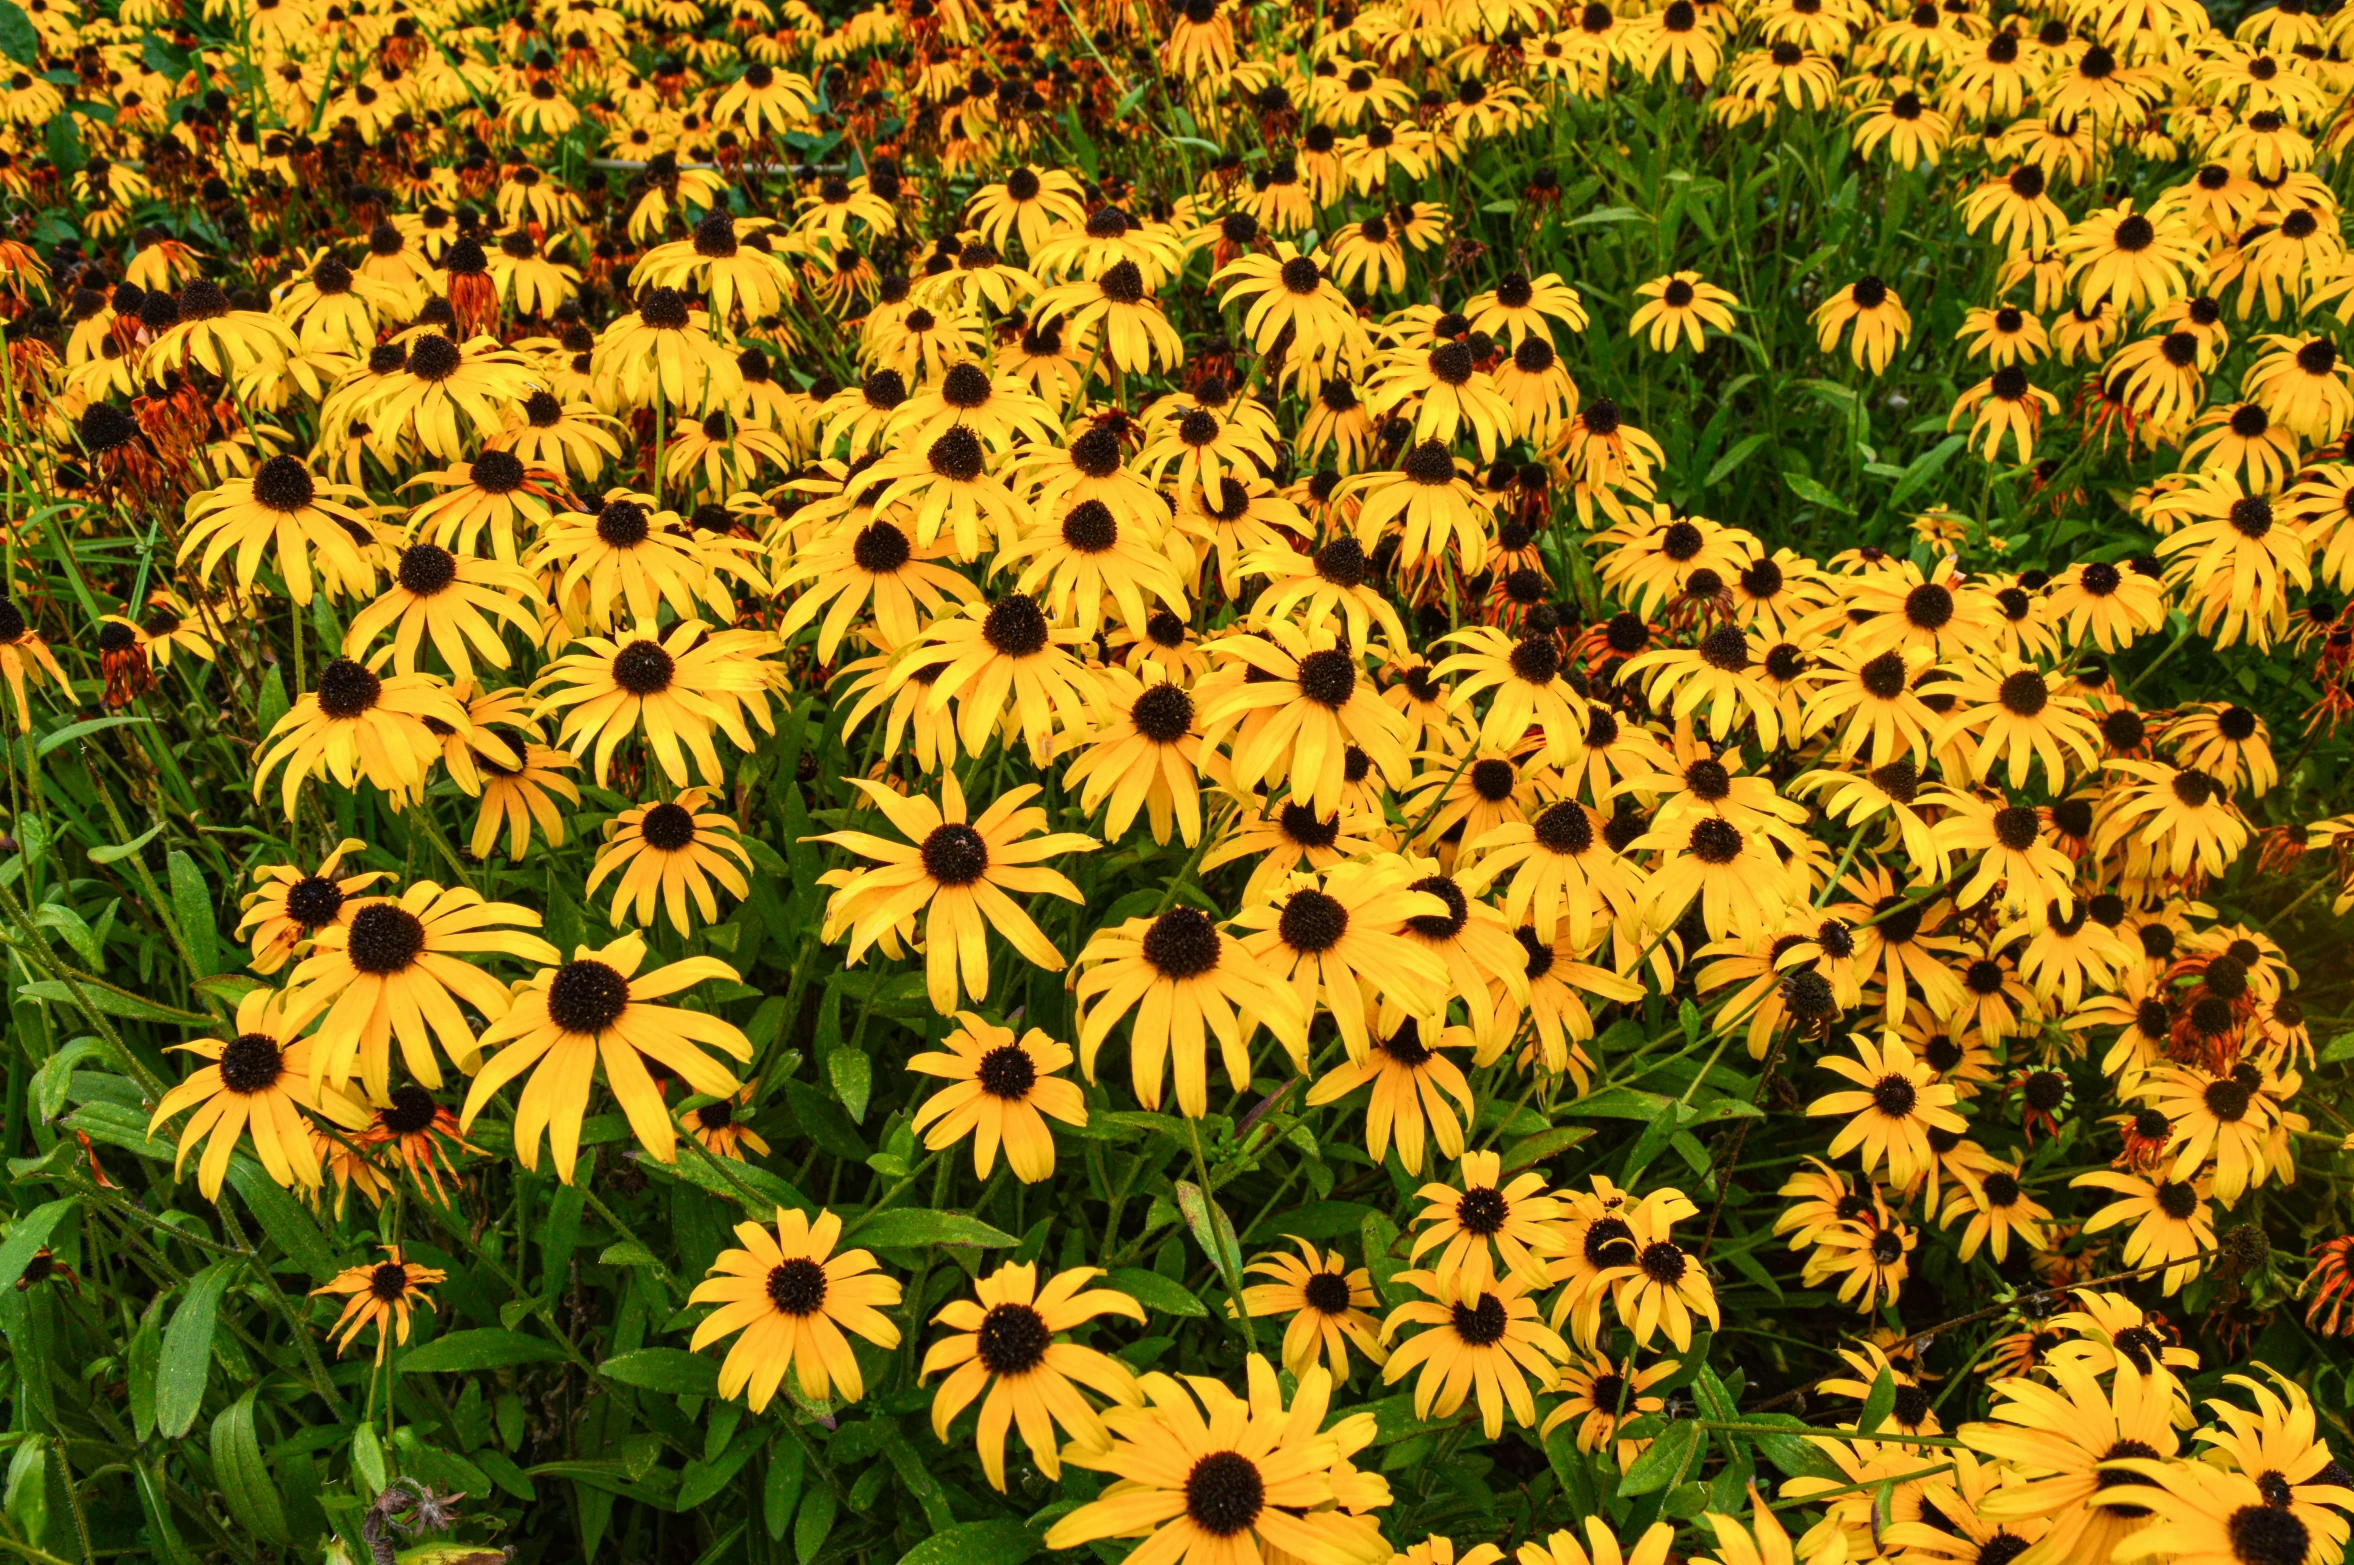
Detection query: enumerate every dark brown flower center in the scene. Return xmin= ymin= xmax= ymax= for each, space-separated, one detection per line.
xmin=546 ymin=958 xmax=630 ymax=1034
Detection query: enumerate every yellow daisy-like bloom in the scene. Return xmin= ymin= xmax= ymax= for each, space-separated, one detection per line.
xmin=687 ymin=1207 xmax=902 ymax=1410
xmin=1306 ymin=1017 xmax=1480 ymax=1175
xmin=148 ymin=987 xmax=358 ymax=1199
xmin=1812 ymin=276 xmax=1913 ymax=373
xmin=1541 ymin=1355 xmax=1680 ymax=1464
xmin=1524 ymin=1517 xmax=1678 ymax=1565
xmin=362 ymin=331 xmax=542 ymax=462
xmin=1409 ymin=1149 xmax=1567 ymax=1289
xmin=1216 ymin=243 xmax=1364 ymax=363
xmin=341 ymin=540 xmax=542 ymax=683
xmin=1941 ymin=1163 xmax=2053 ymax=1262
xmin=535 ymin=620 xmax=779 ymax=788
xmin=284 ymin=881 xmax=557 ymax=1101
xmin=461 ymin=935 xmax=751 ymax=1182
xmin=812 ymin=774 xmax=1095 ymax=1016
xmin=1381 ymin=1265 xmax=1571 ymax=1437
xmin=2133 ymin=1064 xmax=2277 ymax=1202
xmin=2060 ymin=201 xmax=2204 ymax=314
xmin=236 ymin=837 xmax=389 ymax=976
xmin=1960 ymin=1357 xmax=2181 ymax=1565
xmin=888 ymin=593 xmax=1103 ymax=766
xmin=180 ymin=455 xmax=377 ymax=607
xmin=1804 ymin=1032 xmax=1967 ymax=1186
xmin=2113 ymin=1460 xmax=2350 ymax=1565
xmin=1233 ymin=860 xmax=1452 ymax=1063
xmin=1072 ymin=905 xmax=1310 ymax=1118
xmin=921 ymin=1261 xmax=1144 ymax=1491
xmin=906 ymin=1013 xmax=1087 ymax=1182
xmin=2070 ymin=1169 xmax=2214 ymax=1294
xmin=1241 ymin=1238 xmax=1387 ymax=1383
xmin=253 ymin=658 xmax=467 ymax=818
xmin=591 ymin=286 xmax=742 ymax=414
xmin=1043 ymin=1355 xmax=1387 ymax=1565
xmin=1628 ymin=272 xmax=1738 ymax=352
xmin=1693 ymin=1482 xmax=1834 ymax=1565
xmin=1061 ymin=669 xmax=1207 ymax=847
xmin=585 ymin=789 xmax=754 ymax=935
xmin=1198 ymin=622 xmax=1413 ymax=819
xmin=312 ymin=1245 xmax=446 ymax=1364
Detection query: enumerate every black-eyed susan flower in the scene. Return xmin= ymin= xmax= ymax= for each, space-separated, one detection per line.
xmin=1409 ymin=1150 xmax=1566 ymax=1289
xmin=1042 ymin=1356 xmax=1385 ymax=1565
xmin=1073 ymin=906 xmax=1309 ymax=1118
xmin=1232 ymin=860 xmax=1452 ymax=1063
xmin=1241 ymin=1239 xmax=1387 ymax=1383
xmin=285 ymin=881 xmax=557 ymax=1102
xmin=237 ymin=838 xmax=389 ymax=976
xmin=687 ymin=1206 xmax=902 ymax=1410
xmin=1381 ymin=1265 xmax=1570 ymax=1437
xmin=586 ymin=789 xmax=753 ymax=935
xmin=813 ymin=774 xmax=1095 ymax=1016
xmin=149 ymin=987 xmax=358 ymax=1199
xmin=459 ymin=935 xmax=752 ymax=1181
xmin=921 ymin=1261 xmax=1143 ymax=1491
xmin=2072 ymin=1169 xmax=2215 ymax=1293
xmin=313 ymin=1245 xmax=446 ymax=1364
xmin=1305 ymin=1016 xmax=1479 ymax=1174
xmin=1812 ymin=277 xmax=1912 ymax=373
xmin=180 ymin=455 xmax=377 ymax=606
xmin=535 ymin=620 xmax=779 ymax=788
xmin=254 ymin=658 xmax=468 ymax=818
xmin=1806 ymin=1033 xmax=1967 ymax=1186
xmin=906 ymin=1013 xmax=1085 ymax=1182
xmin=1628 ymin=271 xmax=1737 ymax=353
xmin=1960 ymin=1358 xmax=2181 ymax=1565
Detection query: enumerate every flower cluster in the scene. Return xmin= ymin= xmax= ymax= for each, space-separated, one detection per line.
xmin=0 ymin=0 xmax=2350 ymax=1555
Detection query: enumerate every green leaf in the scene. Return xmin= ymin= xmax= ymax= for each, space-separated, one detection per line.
xmin=1174 ymin=1180 xmax=1242 ymax=1282
xmin=764 ymin=1442 xmax=805 ymax=1541
xmin=223 ymin=1155 xmax=337 ymax=1279
xmin=599 ymin=1348 xmax=720 ymax=1397
xmin=42 ymin=106 xmax=81 ymax=173
xmin=794 ymin=1481 xmax=836 ymax=1563
xmin=87 ymin=821 xmax=163 ymax=864
xmin=167 ymin=851 xmax=218 ymax=976
xmin=1617 ymin=1418 xmax=1700 ymax=1497
xmin=401 ymin=1328 xmax=568 ymax=1373
xmin=158 ymin=1261 xmax=234 ymax=1438
xmin=1545 ymin=1424 xmax=1599 ymax=1519
xmin=66 ymin=1099 xmax=178 ymax=1159
xmin=845 ymin=1208 xmax=1018 ymax=1250
xmin=2320 ymin=1030 xmax=2354 ymax=1064
xmin=209 ymin=1392 xmax=290 ymax=1544
xmin=349 ymin=1424 xmax=388 ymax=1497
xmin=827 ymin=1046 xmax=871 ymax=1123
xmin=895 ymin=1520 xmax=1041 ymax=1565
xmin=1783 ymin=472 xmax=1854 ymax=514
xmin=1857 ymin=1363 xmax=1896 ymax=1436
xmin=256 ymin=666 xmax=289 ymax=740
xmin=1886 ymin=434 xmax=1969 ymax=514
xmin=0 ymin=1199 xmax=76 ymax=1291
xmin=1501 ymin=1125 xmax=1594 ymax=1173
xmin=0 ymin=0 xmax=36 ymax=64
xmin=1106 ymin=1267 xmax=1206 ymax=1319
xmin=27 ymin=980 xmax=209 ymax=1025
xmin=678 ymin=1426 xmax=764 ymax=1510
xmin=1704 ymin=433 xmax=1770 ymax=489
xmin=662 ymin=1143 xmax=813 ymax=1217
xmin=1561 ymin=1087 xmax=1676 ymax=1121
xmin=1741 ymin=1412 xmax=1844 ymax=1481
xmin=35 ymin=714 xmax=150 ymax=757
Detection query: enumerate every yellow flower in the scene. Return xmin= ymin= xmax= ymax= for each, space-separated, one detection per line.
xmin=921 ymin=1261 xmax=1143 ymax=1490
xmin=907 ymin=1013 xmax=1087 ymax=1182
xmin=687 ymin=1207 xmax=902 ymax=1410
